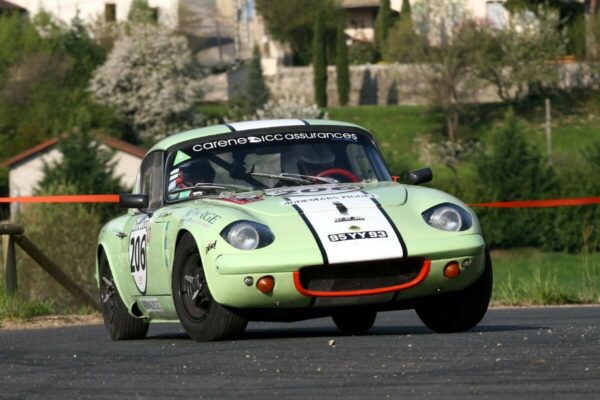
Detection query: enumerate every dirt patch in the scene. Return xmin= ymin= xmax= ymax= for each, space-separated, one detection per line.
xmin=0 ymin=314 xmax=103 ymax=330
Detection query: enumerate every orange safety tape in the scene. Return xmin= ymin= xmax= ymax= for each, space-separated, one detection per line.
xmin=469 ymin=197 xmax=600 ymax=208
xmin=0 ymin=195 xmax=599 ymax=207
xmin=0 ymin=195 xmax=120 ymax=203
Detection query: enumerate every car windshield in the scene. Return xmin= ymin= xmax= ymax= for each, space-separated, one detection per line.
xmin=165 ymin=130 xmax=391 ymax=201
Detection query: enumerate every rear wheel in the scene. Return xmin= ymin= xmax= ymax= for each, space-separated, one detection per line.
xmin=332 ymin=309 xmax=377 ymax=334
xmin=415 ymin=250 xmax=493 ymax=333
xmin=172 ymin=233 xmax=248 ymax=341
xmin=99 ymin=253 xmax=149 ymax=340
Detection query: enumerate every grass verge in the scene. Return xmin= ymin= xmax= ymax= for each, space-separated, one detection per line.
xmin=0 ymin=290 xmax=55 ymax=320
xmin=491 ymin=248 xmax=600 ymax=306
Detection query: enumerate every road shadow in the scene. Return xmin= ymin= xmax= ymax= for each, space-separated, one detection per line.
xmin=146 ymin=323 xmax=546 ymax=341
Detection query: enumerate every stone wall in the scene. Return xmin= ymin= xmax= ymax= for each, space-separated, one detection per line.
xmin=265 ymin=64 xmax=502 ymax=106
xmin=200 ymin=63 xmax=597 ymax=106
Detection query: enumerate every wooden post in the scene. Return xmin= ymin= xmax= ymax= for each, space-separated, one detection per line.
xmin=14 ymin=234 xmax=100 ymax=311
xmin=0 ymin=224 xmax=24 ymax=297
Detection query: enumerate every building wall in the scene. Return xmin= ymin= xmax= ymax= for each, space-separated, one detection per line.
xmin=10 ymin=0 xmax=178 ymax=26
xmin=8 ymin=145 xmax=142 ymax=215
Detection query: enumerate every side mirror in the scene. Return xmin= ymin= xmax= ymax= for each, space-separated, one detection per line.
xmin=405 ymin=167 xmax=433 ymax=185
xmin=119 ymin=193 xmax=149 ymax=209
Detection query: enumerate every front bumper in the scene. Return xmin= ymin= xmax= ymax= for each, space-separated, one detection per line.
xmin=209 ymin=234 xmax=486 ymax=309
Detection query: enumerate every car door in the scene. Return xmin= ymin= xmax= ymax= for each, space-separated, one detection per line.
xmin=122 ymin=151 xmax=171 ymax=296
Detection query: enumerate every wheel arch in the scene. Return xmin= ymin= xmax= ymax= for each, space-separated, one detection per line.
xmin=97 ymin=242 xmax=144 ymax=319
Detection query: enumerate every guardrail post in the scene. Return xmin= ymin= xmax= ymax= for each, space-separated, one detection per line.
xmin=1 ymin=224 xmax=24 ymax=297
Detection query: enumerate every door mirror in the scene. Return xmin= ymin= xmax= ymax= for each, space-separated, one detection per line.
xmin=405 ymin=167 xmax=433 ymax=185
xmin=119 ymin=193 xmax=149 ymax=209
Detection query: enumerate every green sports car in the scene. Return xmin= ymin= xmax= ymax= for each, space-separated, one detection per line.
xmin=97 ymin=119 xmax=492 ymax=341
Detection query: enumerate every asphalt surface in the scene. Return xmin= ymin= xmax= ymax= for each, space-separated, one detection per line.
xmin=0 ymin=306 xmax=599 ymax=400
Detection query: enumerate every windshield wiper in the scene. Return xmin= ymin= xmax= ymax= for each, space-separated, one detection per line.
xmin=169 ymin=183 xmax=252 ymax=196
xmin=250 ymin=172 xmax=338 ymax=184
xmin=250 ymin=173 xmax=311 ymax=184
xmin=282 ymin=173 xmax=338 ymax=184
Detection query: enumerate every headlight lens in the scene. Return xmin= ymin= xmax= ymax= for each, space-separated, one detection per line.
xmin=422 ymin=203 xmax=473 ymax=232
xmin=221 ymin=221 xmax=274 ymax=250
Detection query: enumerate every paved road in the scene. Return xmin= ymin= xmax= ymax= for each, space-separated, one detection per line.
xmin=0 ymin=306 xmax=599 ymax=399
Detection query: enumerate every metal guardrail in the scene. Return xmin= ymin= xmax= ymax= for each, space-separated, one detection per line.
xmin=0 ymin=223 xmax=99 ymax=311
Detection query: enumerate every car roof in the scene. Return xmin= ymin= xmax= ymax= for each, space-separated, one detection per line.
xmin=148 ymin=119 xmax=366 ymax=153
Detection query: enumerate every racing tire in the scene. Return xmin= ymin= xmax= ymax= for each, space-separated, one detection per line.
xmin=332 ymin=309 xmax=377 ymax=334
xmin=415 ymin=249 xmax=493 ymax=333
xmin=99 ymin=253 xmax=149 ymax=340
xmin=172 ymin=233 xmax=248 ymax=342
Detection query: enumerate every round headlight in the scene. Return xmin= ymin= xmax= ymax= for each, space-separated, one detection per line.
xmin=221 ymin=221 xmax=274 ymax=250
xmin=429 ymin=206 xmax=462 ymax=232
xmin=226 ymin=222 xmax=260 ymax=250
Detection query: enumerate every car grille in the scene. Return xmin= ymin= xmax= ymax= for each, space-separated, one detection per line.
xmin=295 ymin=258 xmax=429 ymax=296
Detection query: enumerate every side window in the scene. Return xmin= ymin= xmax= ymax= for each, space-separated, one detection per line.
xmin=139 ymin=152 xmax=164 ymax=212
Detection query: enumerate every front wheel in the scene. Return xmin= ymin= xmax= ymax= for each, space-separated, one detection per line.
xmin=332 ymin=309 xmax=377 ymax=334
xmin=99 ymin=253 xmax=149 ymax=340
xmin=415 ymin=250 xmax=493 ymax=333
xmin=172 ymin=233 xmax=248 ymax=341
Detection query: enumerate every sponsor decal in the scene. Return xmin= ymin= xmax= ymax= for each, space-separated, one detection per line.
xmin=129 ymin=215 xmax=150 ymax=293
xmin=181 ymin=208 xmax=221 ymax=226
xmin=138 ymin=297 xmax=163 ymax=312
xmin=328 ymin=230 xmax=388 ymax=242
xmin=216 ymin=193 xmax=264 ymax=205
xmin=191 ymin=132 xmax=358 ymax=152
xmin=206 ymin=240 xmax=217 ymax=254
xmin=334 ymin=216 xmax=365 ymax=223
xmin=266 ymin=184 xmax=362 ymax=198
xmin=173 ymin=151 xmax=191 ymax=166
xmin=282 ymin=192 xmax=376 ymax=206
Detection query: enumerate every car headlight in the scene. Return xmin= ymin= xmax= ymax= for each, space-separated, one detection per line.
xmin=422 ymin=203 xmax=473 ymax=232
xmin=221 ymin=221 xmax=274 ymax=250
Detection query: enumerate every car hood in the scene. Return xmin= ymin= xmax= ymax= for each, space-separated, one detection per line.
xmin=203 ymin=181 xmax=407 ymax=216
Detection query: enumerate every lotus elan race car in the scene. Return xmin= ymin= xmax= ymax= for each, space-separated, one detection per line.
xmin=97 ymin=119 xmax=492 ymax=341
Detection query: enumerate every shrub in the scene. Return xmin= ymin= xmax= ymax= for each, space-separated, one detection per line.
xmin=38 ymin=128 xmax=124 ymax=220
xmin=348 ymin=42 xmax=376 ymax=65
xmin=475 ymin=111 xmax=557 ymax=248
xmin=245 ymin=46 xmax=270 ymax=112
xmin=16 ymin=183 xmax=103 ymax=312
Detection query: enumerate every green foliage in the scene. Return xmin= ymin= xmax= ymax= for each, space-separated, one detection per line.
xmin=472 ymin=10 xmax=568 ymax=102
xmin=348 ymin=41 xmax=377 ymax=64
xmin=128 ymin=0 xmax=156 ymax=24
xmin=335 ymin=22 xmax=350 ymax=106
xmin=545 ymin=159 xmax=600 ymax=252
xmin=38 ymin=129 xmax=124 ymax=220
xmin=0 ymin=12 xmax=117 ymax=161
xmin=0 ymin=13 xmax=47 ymax=78
xmin=16 ymin=183 xmax=103 ymax=312
xmin=375 ymin=0 xmax=394 ymax=59
xmin=255 ymin=0 xmax=340 ymax=65
xmin=401 ymin=0 xmax=413 ymax=17
xmin=383 ymin=15 xmax=420 ymax=62
xmin=245 ymin=46 xmax=270 ymax=112
xmin=313 ymin=10 xmax=328 ymax=107
xmin=476 ymin=111 xmax=557 ymax=248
